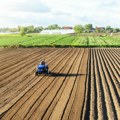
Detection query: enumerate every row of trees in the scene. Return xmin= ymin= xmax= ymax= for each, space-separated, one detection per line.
xmin=44 ymin=24 xmax=120 ymax=33
xmin=19 ymin=24 xmax=120 ymax=36
xmin=0 ymin=24 xmax=61 ymax=33
xmin=0 ymin=24 xmax=120 ymax=36
xmin=0 ymin=26 xmax=44 ymax=35
xmin=74 ymin=24 xmax=120 ymax=34
xmin=18 ymin=26 xmax=44 ymax=36
xmin=18 ymin=24 xmax=64 ymax=36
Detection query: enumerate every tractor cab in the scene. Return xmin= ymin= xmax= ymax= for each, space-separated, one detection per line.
xmin=35 ymin=61 xmax=49 ymax=76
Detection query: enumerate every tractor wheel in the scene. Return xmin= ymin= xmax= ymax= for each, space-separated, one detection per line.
xmin=35 ymin=72 xmax=38 ymax=76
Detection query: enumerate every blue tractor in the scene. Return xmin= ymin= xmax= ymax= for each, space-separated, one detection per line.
xmin=35 ymin=61 xmax=50 ymax=76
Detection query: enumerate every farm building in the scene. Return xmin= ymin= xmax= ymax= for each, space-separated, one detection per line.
xmin=40 ymin=29 xmax=75 ymax=34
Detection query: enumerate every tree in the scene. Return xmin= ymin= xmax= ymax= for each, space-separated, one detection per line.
xmin=19 ymin=26 xmax=26 ymax=36
xmin=74 ymin=25 xmax=84 ymax=34
xmin=34 ymin=26 xmax=44 ymax=33
xmin=26 ymin=25 xmax=34 ymax=33
xmin=84 ymin=24 xmax=93 ymax=32
xmin=113 ymin=28 xmax=119 ymax=33
xmin=47 ymin=24 xmax=60 ymax=30
xmin=105 ymin=26 xmax=113 ymax=33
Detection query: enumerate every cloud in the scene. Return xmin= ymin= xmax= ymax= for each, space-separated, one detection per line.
xmin=0 ymin=0 xmax=120 ymax=27
xmin=12 ymin=1 xmax=51 ymax=13
xmin=0 ymin=0 xmax=51 ymax=13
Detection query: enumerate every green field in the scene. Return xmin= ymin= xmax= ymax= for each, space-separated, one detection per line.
xmin=0 ymin=34 xmax=120 ymax=47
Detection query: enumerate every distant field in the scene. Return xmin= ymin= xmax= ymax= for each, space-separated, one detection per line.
xmin=0 ymin=34 xmax=120 ymax=47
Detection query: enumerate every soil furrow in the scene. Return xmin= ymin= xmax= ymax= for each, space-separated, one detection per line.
xmin=0 ymin=49 xmax=66 ymax=109
xmin=0 ymin=49 xmax=54 ymax=78
xmin=48 ymin=50 xmax=81 ymax=120
xmin=93 ymin=49 xmax=107 ymax=120
xmin=81 ymin=49 xmax=91 ymax=120
xmin=111 ymin=49 xmax=120 ymax=61
xmin=26 ymin=49 xmax=80 ymax=120
xmin=1 ymin=48 xmax=74 ymax=119
xmin=89 ymin=49 xmax=98 ymax=120
xmin=60 ymin=49 xmax=85 ymax=120
xmin=0 ymin=48 xmax=63 ymax=91
xmin=102 ymin=49 xmax=120 ymax=95
xmin=0 ymin=48 xmax=67 ymax=115
xmin=67 ymin=49 xmax=89 ymax=120
xmin=41 ymin=49 xmax=84 ymax=120
xmin=0 ymin=48 xmax=119 ymax=120
xmin=0 ymin=49 xmax=53 ymax=87
xmin=98 ymin=49 xmax=119 ymax=119
xmin=95 ymin=49 xmax=116 ymax=120
xmin=16 ymin=49 xmax=78 ymax=120
xmin=0 ymin=48 xmax=48 ymax=69
xmin=106 ymin=49 xmax=120 ymax=72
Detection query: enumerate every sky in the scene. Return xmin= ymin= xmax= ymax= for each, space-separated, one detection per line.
xmin=0 ymin=0 xmax=120 ymax=28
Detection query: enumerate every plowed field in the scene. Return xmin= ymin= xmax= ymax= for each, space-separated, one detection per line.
xmin=0 ymin=48 xmax=119 ymax=120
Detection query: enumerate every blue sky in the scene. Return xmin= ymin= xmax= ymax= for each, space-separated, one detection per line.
xmin=0 ymin=0 xmax=120 ymax=28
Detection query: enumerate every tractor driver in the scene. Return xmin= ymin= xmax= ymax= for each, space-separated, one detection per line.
xmin=41 ymin=61 xmax=45 ymax=65
xmin=40 ymin=61 xmax=48 ymax=71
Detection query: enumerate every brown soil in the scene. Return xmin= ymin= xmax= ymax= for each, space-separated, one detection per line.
xmin=0 ymin=48 xmax=119 ymax=120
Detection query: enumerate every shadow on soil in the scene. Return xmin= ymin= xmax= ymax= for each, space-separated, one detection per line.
xmin=50 ymin=72 xmax=87 ymax=77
